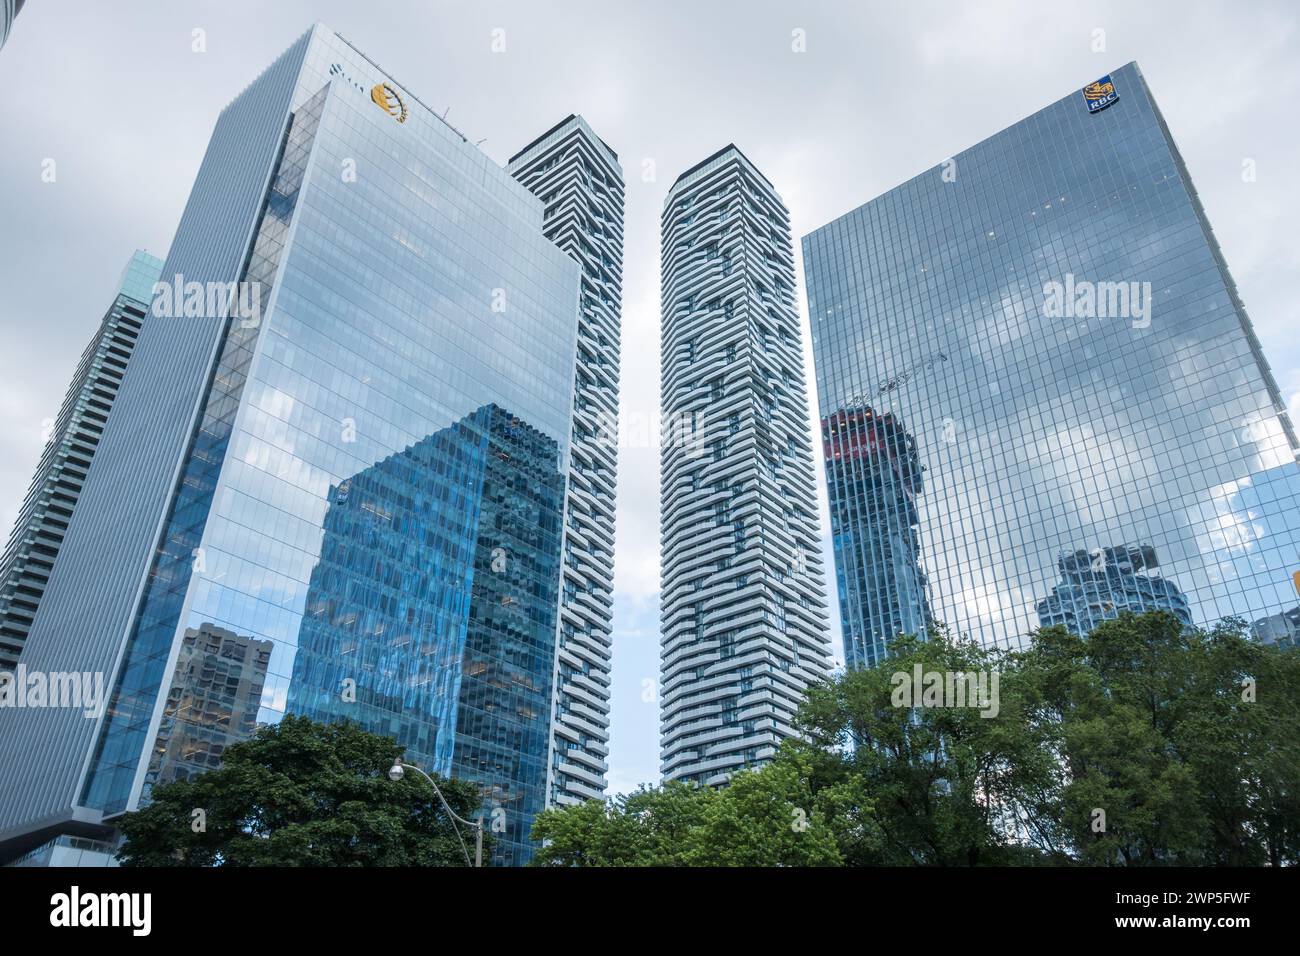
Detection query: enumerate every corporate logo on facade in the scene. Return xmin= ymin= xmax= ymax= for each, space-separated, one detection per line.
xmin=370 ymin=82 xmax=408 ymax=123
xmin=1082 ymin=74 xmax=1119 ymax=113
xmin=328 ymin=63 xmax=408 ymax=125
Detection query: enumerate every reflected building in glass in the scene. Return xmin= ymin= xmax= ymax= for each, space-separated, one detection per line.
xmin=821 ymin=406 xmax=932 ymax=669
xmin=0 ymin=24 xmax=580 ymax=866
xmin=804 ymin=63 xmax=1300 ymax=662
xmin=1035 ymin=543 xmax=1192 ymax=636
xmin=1252 ymin=604 xmax=1300 ymax=649
xmin=281 ymin=403 xmax=564 ymax=865
xmin=148 ymin=623 xmax=273 ymax=791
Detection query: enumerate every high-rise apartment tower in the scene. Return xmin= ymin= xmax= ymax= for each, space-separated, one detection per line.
xmin=0 ymin=250 xmax=162 ymax=672
xmin=659 ymin=146 xmax=832 ymax=786
xmin=508 ymin=116 xmax=623 ymax=807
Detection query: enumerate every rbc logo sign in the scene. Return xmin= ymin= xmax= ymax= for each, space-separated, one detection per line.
xmin=1082 ymin=74 xmax=1119 ymax=114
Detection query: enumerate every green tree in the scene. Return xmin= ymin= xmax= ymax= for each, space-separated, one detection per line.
xmin=1020 ymin=612 xmax=1300 ymax=865
xmin=795 ymin=627 xmax=1067 ymax=865
xmin=528 ymin=611 xmax=1300 ymax=867
xmin=530 ymin=781 xmax=714 ymax=866
xmin=531 ymin=748 xmax=846 ymax=866
xmin=685 ymin=747 xmax=846 ymax=865
xmin=116 ymin=715 xmax=488 ymax=866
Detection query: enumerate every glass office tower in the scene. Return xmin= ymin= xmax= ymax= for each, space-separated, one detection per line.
xmin=805 ymin=63 xmax=1300 ymax=664
xmin=0 ymin=250 xmax=161 ymax=672
xmin=0 ymin=25 xmax=580 ymax=866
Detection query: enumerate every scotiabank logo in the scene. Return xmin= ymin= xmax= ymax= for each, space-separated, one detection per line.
xmin=370 ymin=82 xmax=408 ymax=123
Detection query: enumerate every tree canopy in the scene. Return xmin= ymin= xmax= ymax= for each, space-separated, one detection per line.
xmin=116 ymin=715 xmax=488 ymax=866
xmin=531 ymin=612 xmax=1300 ymax=866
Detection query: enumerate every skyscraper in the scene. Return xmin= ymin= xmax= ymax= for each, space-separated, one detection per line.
xmin=804 ymin=63 xmax=1300 ymax=663
xmin=0 ymin=250 xmax=162 ymax=672
xmin=0 ymin=0 xmax=25 ymax=53
xmin=0 ymin=24 xmax=581 ymax=866
xmin=508 ymin=115 xmax=624 ymax=807
xmin=659 ymin=146 xmax=832 ymax=787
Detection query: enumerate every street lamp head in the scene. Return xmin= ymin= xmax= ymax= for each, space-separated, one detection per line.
xmin=388 ymin=760 xmax=404 ymax=782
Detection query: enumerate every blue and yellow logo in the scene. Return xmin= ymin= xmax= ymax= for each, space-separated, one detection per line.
xmin=370 ymin=82 xmax=408 ymax=124
xmin=1082 ymin=74 xmax=1119 ymax=114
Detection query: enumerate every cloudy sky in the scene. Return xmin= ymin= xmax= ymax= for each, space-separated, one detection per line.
xmin=1 ymin=0 xmax=1297 ymax=795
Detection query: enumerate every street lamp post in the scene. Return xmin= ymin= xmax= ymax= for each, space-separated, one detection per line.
xmin=387 ymin=757 xmax=484 ymax=868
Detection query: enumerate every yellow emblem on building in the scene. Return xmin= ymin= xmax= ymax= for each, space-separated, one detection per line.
xmin=370 ymin=82 xmax=408 ymax=124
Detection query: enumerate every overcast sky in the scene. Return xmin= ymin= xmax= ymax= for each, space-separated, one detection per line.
xmin=1 ymin=0 xmax=1297 ymax=795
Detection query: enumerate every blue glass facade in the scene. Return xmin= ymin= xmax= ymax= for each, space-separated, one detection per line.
xmin=283 ymin=404 xmax=563 ymax=865
xmin=81 ymin=82 xmax=332 ymax=815
xmin=805 ymin=62 xmax=1300 ymax=662
xmin=66 ymin=27 xmax=578 ymax=865
xmin=821 ymin=406 xmax=932 ymax=666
